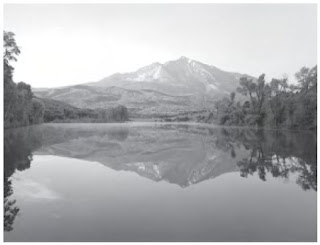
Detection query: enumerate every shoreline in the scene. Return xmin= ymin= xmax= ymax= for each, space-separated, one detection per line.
xmin=4 ymin=120 xmax=316 ymax=133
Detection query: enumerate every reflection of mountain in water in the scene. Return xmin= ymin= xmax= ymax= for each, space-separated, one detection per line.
xmin=4 ymin=123 xmax=317 ymax=232
xmin=33 ymin=124 xmax=246 ymax=187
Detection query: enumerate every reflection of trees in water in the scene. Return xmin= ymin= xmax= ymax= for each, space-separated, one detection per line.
xmin=37 ymin=125 xmax=129 ymax=146
xmin=214 ymin=128 xmax=317 ymax=191
xmin=163 ymin=125 xmax=317 ymax=191
xmin=106 ymin=128 xmax=129 ymax=141
xmin=154 ymin=124 xmax=317 ymax=191
xmin=287 ymin=157 xmax=317 ymax=191
xmin=4 ymin=178 xmax=19 ymax=232
xmin=4 ymin=127 xmax=42 ymax=232
xmin=155 ymin=125 xmax=316 ymax=191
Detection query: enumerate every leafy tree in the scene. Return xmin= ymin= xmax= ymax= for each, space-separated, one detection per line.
xmin=4 ymin=31 xmax=46 ymax=128
xmin=295 ymin=66 xmax=317 ymax=92
xmin=214 ymin=65 xmax=317 ymax=130
xmin=3 ymin=31 xmax=20 ymax=64
xmin=4 ymin=31 xmax=20 ymax=125
xmin=266 ymin=78 xmax=289 ymax=127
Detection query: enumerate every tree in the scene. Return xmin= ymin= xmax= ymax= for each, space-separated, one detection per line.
xmin=295 ymin=66 xmax=317 ymax=92
xmin=236 ymin=77 xmax=256 ymax=105
xmin=4 ymin=31 xmax=20 ymax=126
xmin=30 ymin=98 xmax=45 ymax=124
xmin=4 ymin=31 xmax=20 ymax=65
xmin=4 ymin=31 xmax=44 ymax=128
xmin=236 ymin=75 xmax=267 ymax=126
xmin=267 ymin=78 xmax=289 ymax=127
xmin=293 ymin=65 xmax=317 ymax=129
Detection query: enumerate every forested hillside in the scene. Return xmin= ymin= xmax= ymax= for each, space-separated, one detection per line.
xmin=4 ymin=31 xmax=129 ymax=129
xmin=40 ymin=98 xmax=128 ymax=123
xmin=211 ymin=66 xmax=317 ymax=130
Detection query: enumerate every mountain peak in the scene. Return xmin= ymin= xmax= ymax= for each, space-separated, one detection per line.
xmin=150 ymin=61 xmax=162 ymax=67
xmin=178 ymin=56 xmax=192 ymax=62
xmin=163 ymin=56 xmax=194 ymax=66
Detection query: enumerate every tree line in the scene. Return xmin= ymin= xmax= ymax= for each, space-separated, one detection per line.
xmin=214 ymin=66 xmax=317 ymax=130
xmin=41 ymin=97 xmax=128 ymax=123
xmin=4 ymin=31 xmax=128 ymax=129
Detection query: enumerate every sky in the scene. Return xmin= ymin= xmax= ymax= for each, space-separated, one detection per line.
xmin=4 ymin=4 xmax=317 ymax=88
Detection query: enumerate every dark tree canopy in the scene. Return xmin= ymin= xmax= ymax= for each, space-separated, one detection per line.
xmin=4 ymin=31 xmax=43 ymax=128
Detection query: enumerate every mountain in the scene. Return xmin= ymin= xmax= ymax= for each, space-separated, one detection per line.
xmin=85 ymin=56 xmax=245 ymax=95
xmin=34 ymin=56 xmax=253 ymax=116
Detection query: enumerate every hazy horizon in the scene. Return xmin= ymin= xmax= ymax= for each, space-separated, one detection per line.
xmin=4 ymin=4 xmax=317 ymax=88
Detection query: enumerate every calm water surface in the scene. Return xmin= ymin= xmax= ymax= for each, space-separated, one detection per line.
xmin=4 ymin=123 xmax=317 ymax=242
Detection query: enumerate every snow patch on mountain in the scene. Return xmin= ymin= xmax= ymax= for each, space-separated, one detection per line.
xmin=153 ymin=66 xmax=162 ymax=79
xmin=206 ymin=84 xmax=218 ymax=92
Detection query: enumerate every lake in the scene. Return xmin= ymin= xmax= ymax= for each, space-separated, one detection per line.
xmin=4 ymin=123 xmax=317 ymax=242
